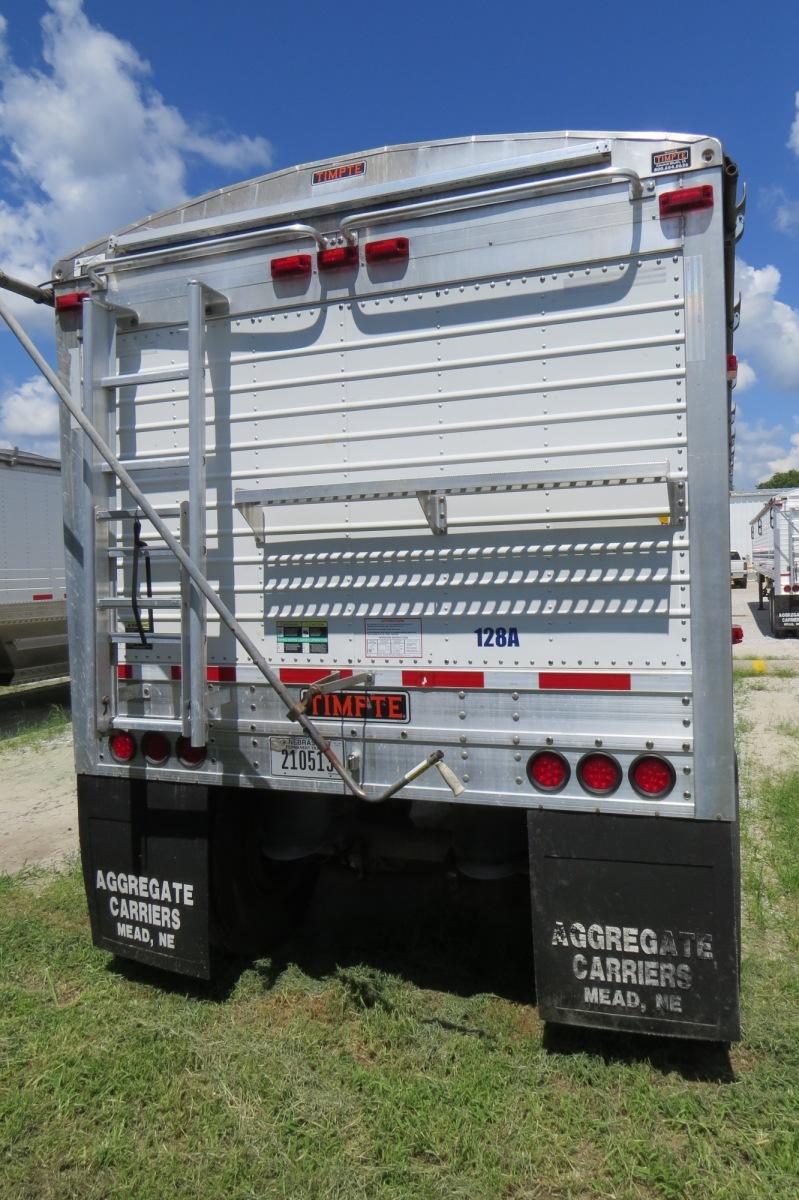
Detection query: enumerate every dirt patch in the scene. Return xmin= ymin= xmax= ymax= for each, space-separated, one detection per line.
xmin=735 ymin=675 xmax=799 ymax=783
xmin=0 ymin=735 xmax=77 ymax=873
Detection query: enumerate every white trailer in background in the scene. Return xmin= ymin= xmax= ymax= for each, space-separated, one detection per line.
xmin=0 ymin=448 xmax=68 ymax=684
xmin=0 ymin=129 xmax=745 ymax=1043
xmin=751 ymin=492 xmax=799 ymax=637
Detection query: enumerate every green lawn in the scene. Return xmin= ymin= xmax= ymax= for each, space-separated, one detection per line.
xmin=1 ymin=721 xmax=798 ymax=1197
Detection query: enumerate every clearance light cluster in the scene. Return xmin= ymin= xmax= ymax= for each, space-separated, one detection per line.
xmin=109 ymin=731 xmax=207 ymax=769
xmin=526 ymin=750 xmax=676 ymax=800
xmin=271 ymin=237 xmax=409 ymax=280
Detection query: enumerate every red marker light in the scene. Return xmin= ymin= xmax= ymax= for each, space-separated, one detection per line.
xmin=659 ymin=185 xmax=714 ymax=218
xmin=365 ymin=237 xmax=409 ymax=264
xmin=732 ymin=624 xmax=744 ymax=644
xmin=527 ymin=750 xmax=570 ymax=793
xmin=271 ymin=253 xmax=312 ymax=280
xmin=109 ymin=732 xmax=136 ymax=762
xmin=176 ymin=737 xmax=206 ymax=768
xmin=317 ymin=245 xmax=359 ymax=271
xmin=629 ymin=755 xmax=675 ymax=799
xmin=577 ymin=753 xmax=622 ymax=796
xmin=142 ymin=731 xmax=170 ymax=765
xmin=117 ymin=664 xmax=133 ymax=680
xmin=55 ymin=291 xmax=89 ymax=311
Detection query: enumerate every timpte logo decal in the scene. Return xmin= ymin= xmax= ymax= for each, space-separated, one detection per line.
xmin=301 ymin=689 xmax=410 ymax=722
xmin=551 ymin=919 xmax=715 ymax=1015
xmin=312 ymin=160 xmax=366 ymax=185
xmin=651 ymin=147 xmax=691 ymax=174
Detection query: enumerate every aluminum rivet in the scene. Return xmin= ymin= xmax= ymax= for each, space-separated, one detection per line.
xmin=646 ymin=740 xmax=654 ymax=750
xmin=462 ymin=774 xmax=470 ymax=783
xmin=546 ymin=736 xmax=554 ymax=746
xmin=515 ymin=777 xmax=523 ymax=785
xmin=512 ymin=712 xmax=519 ymax=721
xmin=458 ymin=690 xmax=465 ymax=699
xmin=461 ymin=751 xmax=469 ymax=759
xmin=683 ymin=791 xmax=692 ymax=799
xmin=683 ymin=766 xmax=691 ymax=775
xmin=514 ymin=752 xmax=521 ymax=762
xmin=595 ymin=738 xmax=603 ymax=747
xmin=512 ymin=734 xmax=520 ymax=745
xmin=459 ymin=711 xmax=466 ymax=720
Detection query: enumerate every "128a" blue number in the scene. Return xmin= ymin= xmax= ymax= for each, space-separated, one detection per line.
xmin=475 ymin=627 xmax=520 ymax=648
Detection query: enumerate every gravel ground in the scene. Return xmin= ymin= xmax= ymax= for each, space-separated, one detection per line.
xmin=732 ymin=576 xmax=799 ymax=659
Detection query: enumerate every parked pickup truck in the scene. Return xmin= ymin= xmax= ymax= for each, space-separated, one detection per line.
xmin=730 ymin=551 xmax=746 ymax=588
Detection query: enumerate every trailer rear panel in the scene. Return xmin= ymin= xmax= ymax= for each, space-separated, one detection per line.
xmin=53 ymin=131 xmax=742 ymax=1039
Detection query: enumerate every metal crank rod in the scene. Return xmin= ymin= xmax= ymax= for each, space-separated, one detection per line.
xmin=0 ymin=295 xmax=452 ymax=804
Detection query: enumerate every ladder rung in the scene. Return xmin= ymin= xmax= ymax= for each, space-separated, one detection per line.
xmin=98 ymin=595 xmax=182 ymax=609
xmin=109 ymin=716 xmax=184 ymax=732
xmin=109 ymin=633 xmax=182 ymax=644
xmin=100 ymin=366 xmax=189 ymax=388
xmin=100 ymin=456 xmax=189 ymax=473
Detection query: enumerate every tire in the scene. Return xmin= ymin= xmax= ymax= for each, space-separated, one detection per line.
xmin=210 ymin=798 xmax=319 ymax=957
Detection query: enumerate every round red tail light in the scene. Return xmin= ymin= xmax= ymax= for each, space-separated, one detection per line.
xmin=577 ymin=752 xmax=621 ymax=795
xmin=142 ymin=731 xmax=171 ymax=765
xmin=629 ymin=755 xmax=675 ymax=799
xmin=527 ymin=750 xmax=570 ymax=793
xmin=176 ymin=736 xmax=207 ymax=768
xmin=109 ymin=732 xmax=136 ymax=762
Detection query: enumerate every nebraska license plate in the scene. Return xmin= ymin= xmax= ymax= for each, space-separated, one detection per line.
xmin=269 ymin=735 xmax=338 ymax=778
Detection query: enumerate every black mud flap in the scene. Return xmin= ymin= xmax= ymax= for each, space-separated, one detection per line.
xmin=528 ymin=811 xmax=741 ymax=1041
xmin=78 ymin=775 xmax=210 ymax=979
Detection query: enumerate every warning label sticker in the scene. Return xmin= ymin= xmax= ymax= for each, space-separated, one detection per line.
xmin=652 ymin=147 xmax=691 ymax=174
xmin=365 ymin=617 xmax=422 ymax=658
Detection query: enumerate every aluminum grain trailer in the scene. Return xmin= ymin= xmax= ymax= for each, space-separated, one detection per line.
xmin=1 ymin=131 xmax=745 ymax=1041
xmin=0 ymin=448 xmax=68 ymax=684
xmin=751 ymin=491 xmax=799 ymax=636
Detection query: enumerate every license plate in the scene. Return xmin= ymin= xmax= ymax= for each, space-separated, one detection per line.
xmin=270 ymin=735 xmax=337 ymax=778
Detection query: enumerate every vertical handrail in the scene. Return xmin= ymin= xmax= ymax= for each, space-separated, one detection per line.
xmin=187 ymin=281 xmax=208 ymax=746
xmin=83 ymin=300 xmax=115 ymax=732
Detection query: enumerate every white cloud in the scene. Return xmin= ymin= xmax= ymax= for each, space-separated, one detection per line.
xmin=733 ymin=416 xmax=789 ymax=490
xmin=735 ymin=259 xmax=799 ymax=392
xmin=0 ymin=374 xmax=60 ymax=451
xmin=735 ymin=359 xmax=756 ymax=392
xmin=765 ymin=431 xmax=799 ymax=477
xmin=0 ymin=0 xmax=271 ymax=317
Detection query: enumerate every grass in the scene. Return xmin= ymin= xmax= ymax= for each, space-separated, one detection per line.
xmin=0 ymin=701 xmax=70 ymax=754
xmin=733 ymin=662 xmax=797 ymax=681
xmin=1 ymin=699 xmax=798 ymax=1197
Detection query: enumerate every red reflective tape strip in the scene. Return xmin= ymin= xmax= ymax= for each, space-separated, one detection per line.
xmin=539 ymin=672 xmax=631 ymax=691
xmin=170 ymin=665 xmax=182 ymax=680
xmin=207 ymin=666 xmax=237 ymax=682
xmin=117 ymin=664 xmax=133 ymax=679
xmin=32 ymin=593 xmax=53 ymax=600
xmin=401 ymin=670 xmax=485 ymax=689
xmin=279 ymin=667 xmax=354 ymax=684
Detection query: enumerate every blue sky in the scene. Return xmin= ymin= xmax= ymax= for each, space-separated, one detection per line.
xmin=0 ymin=0 xmax=797 ymax=487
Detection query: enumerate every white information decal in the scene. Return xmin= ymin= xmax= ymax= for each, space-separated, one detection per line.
xmin=550 ymin=919 xmax=715 ymax=1016
xmin=365 ymin=617 xmax=422 ymax=658
xmin=95 ymin=869 xmax=195 ymax=952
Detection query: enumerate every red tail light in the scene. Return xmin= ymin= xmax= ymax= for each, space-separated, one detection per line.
xmin=527 ymin=750 xmax=570 ymax=793
xmin=176 ymin=737 xmax=206 ymax=768
xmin=577 ymin=753 xmax=621 ymax=795
xmin=629 ymin=755 xmax=675 ymax=799
xmin=142 ymin=731 xmax=171 ymax=765
xmin=727 ymin=354 xmax=738 ymax=384
xmin=365 ymin=237 xmax=409 ymax=263
xmin=318 ymin=245 xmax=358 ymax=271
xmin=659 ymin=185 xmax=714 ymax=218
xmin=732 ymin=624 xmax=744 ymax=644
xmin=117 ymin=664 xmax=133 ymax=680
xmin=110 ymin=732 xmax=136 ymax=762
xmin=55 ymin=291 xmax=89 ymax=311
xmin=271 ymin=253 xmax=312 ymax=280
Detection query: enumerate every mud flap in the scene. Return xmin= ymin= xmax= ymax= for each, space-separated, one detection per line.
xmin=78 ymin=775 xmax=211 ymax=979
xmin=528 ymin=811 xmax=741 ymax=1041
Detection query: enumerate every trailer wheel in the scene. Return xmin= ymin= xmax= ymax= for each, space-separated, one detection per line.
xmin=769 ymin=593 xmax=787 ymax=639
xmin=210 ymin=800 xmax=319 ymax=957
